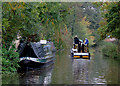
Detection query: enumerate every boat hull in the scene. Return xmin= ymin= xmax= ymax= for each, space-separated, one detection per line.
xmin=19 ymin=55 xmax=55 ymax=70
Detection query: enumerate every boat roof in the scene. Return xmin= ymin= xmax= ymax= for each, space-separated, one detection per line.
xmin=18 ymin=42 xmax=45 ymax=58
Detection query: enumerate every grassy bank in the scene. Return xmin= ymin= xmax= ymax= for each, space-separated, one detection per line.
xmin=101 ymin=41 xmax=120 ymax=60
xmin=2 ymin=44 xmax=20 ymax=74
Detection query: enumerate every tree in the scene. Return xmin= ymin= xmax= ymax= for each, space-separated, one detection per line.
xmin=97 ymin=2 xmax=120 ymax=39
xmin=2 ymin=2 xmax=70 ymax=48
xmin=97 ymin=2 xmax=120 ymax=57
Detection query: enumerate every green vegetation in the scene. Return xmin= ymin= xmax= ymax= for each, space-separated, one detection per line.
xmin=2 ymin=73 xmax=19 ymax=84
xmin=102 ymin=42 xmax=120 ymax=59
xmin=96 ymin=2 xmax=120 ymax=60
xmin=97 ymin=2 xmax=120 ymax=39
xmin=64 ymin=2 xmax=101 ymax=46
xmin=2 ymin=44 xmax=19 ymax=73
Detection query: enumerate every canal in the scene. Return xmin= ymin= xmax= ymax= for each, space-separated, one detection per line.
xmin=2 ymin=47 xmax=120 ymax=84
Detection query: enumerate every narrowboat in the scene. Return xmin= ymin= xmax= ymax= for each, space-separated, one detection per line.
xmin=18 ymin=40 xmax=56 ymax=69
xmin=71 ymin=41 xmax=90 ymax=59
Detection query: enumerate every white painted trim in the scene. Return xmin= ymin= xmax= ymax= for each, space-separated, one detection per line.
xmin=20 ymin=57 xmax=39 ymax=62
xmin=20 ymin=56 xmax=53 ymax=62
xmin=74 ymin=53 xmax=89 ymax=55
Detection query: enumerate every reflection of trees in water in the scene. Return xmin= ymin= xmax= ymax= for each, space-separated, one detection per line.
xmin=72 ymin=59 xmax=90 ymax=84
xmin=92 ymin=50 xmax=119 ymax=84
xmin=101 ymin=58 xmax=119 ymax=84
xmin=51 ymin=50 xmax=74 ymax=84
xmin=19 ymin=65 xmax=54 ymax=84
xmin=43 ymin=71 xmax=52 ymax=84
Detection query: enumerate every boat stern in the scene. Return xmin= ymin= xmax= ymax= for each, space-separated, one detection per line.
xmin=73 ymin=52 xmax=90 ymax=59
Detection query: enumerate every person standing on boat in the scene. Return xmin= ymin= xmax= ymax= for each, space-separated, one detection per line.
xmin=74 ymin=35 xmax=79 ymax=44
xmin=84 ymin=38 xmax=89 ymax=52
xmin=84 ymin=38 xmax=89 ymax=46
xmin=74 ymin=35 xmax=80 ymax=51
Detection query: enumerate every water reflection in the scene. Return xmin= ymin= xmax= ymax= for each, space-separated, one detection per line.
xmin=72 ymin=59 xmax=91 ymax=84
xmin=19 ymin=64 xmax=54 ymax=84
xmin=51 ymin=50 xmax=74 ymax=84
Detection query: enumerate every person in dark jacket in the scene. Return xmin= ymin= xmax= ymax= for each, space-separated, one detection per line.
xmin=74 ymin=35 xmax=80 ymax=50
xmin=74 ymin=35 xmax=79 ymax=44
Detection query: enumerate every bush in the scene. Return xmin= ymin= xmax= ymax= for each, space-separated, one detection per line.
xmin=2 ymin=44 xmax=20 ymax=73
xmin=102 ymin=42 xmax=119 ymax=59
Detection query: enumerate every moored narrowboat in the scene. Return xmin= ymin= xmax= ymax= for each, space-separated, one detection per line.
xmin=18 ymin=40 xmax=56 ymax=69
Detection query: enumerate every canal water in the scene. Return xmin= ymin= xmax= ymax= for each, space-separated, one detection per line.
xmin=2 ymin=47 xmax=120 ymax=84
